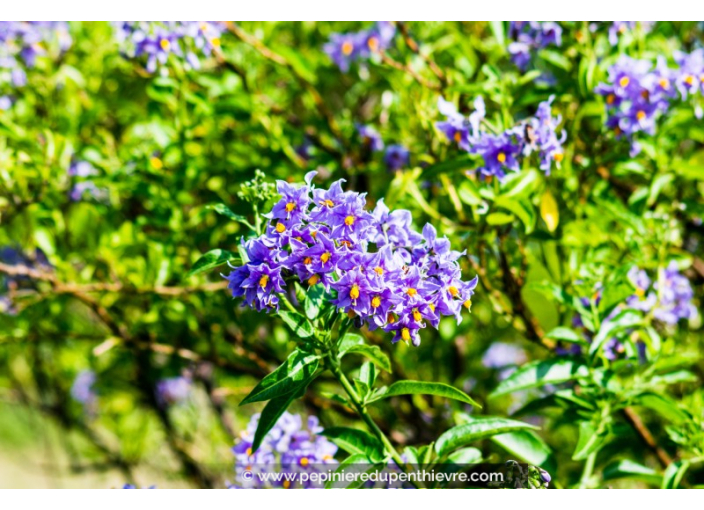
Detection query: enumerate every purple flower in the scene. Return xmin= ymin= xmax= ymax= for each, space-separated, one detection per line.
xmin=384 ymin=144 xmax=410 ymax=171
xmin=68 ymin=160 xmax=98 ymax=177
xmin=508 ymin=22 xmax=562 ymax=71
xmin=324 ymin=22 xmax=396 ymax=72
xmin=482 ymin=343 xmax=527 ymax=369
xmin=155 ymin=376 xmax=192 ymax=407
xmin=114 ymin=22 xmax=224 ymax=74
xmin=435 ymin=96 xmax=485 ymax=150
xmin=523 ymin=96 xmax=566 ymax=174
xmin=224 ymin=173 xmax=478 ymax=346
xmin=356 ymin=124 xmax=384 ymax=152
xmin=69 ymin=181 xmax=108 ymax=202
xmin=71 ymin=370 xmax=97 ymax=411
xmin=608 ymin=22 xmax=654 ymax=45
xmin=231 ymin=412 xmax=337 ymax=489
xmin=470 ymin=131 xmax=523 ymax=181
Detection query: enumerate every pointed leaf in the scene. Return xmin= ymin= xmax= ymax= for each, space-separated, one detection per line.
xmin=251 ymin=385 xmax=307 ymax=453
xmin=341 ymin=344 xmax=391 ymax=373
xmin=320 ymin=427 xmax=385 ymax=463
xmin=490 ymin=359 xmax=589 ymax=399
xmin=368 ymin=380 xmax=480 ymax=407
xmin=240 ymin=350 xmax=319 ymax=405
xmin=278 ymin=310 xmax=315 ymax=339
xmin=435 ymin=418 xmax=538 ymax=457
xmin=187 ymin=249 xmax=239 ymax=277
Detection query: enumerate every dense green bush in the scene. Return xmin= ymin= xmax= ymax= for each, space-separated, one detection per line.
xmin=1 ymin=21 xmax=703 ymax=489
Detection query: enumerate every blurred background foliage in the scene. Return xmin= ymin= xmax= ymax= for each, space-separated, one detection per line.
xmin=1 ymin=21 xmax=703 ymax=488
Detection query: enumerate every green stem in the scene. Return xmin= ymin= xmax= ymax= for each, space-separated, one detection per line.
xmin=579 ymin=450 xmax=597 ymax=489
xmin=325 ymin=350 xmax=422 ymax=488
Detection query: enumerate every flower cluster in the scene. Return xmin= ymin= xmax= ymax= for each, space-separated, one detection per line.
xmin=627 ymin=263 xmax=696 ymax=325
xmin=324 ymin=22 xmax=395 ymax=72
xmin=0 ymin=22 xmax=71 ymax=108
xmin=231 ymin=412 xmax=337 ymax=489
xmin=508 ymin=21 xmax=562 ymax=71
xmin=225 ymin=173 xmax=478 ymax=346
xmin=565 ymin=263 xmax=696 ymax=360
xmin=436 ymin=95 xmax=565 ymax=180
xmin=595 ymin=52 xmax=704 ymax=155
xmin=113 ymin=22 xmax=224 ymax=73
xmin=607 ymin=21 xmax=654 ymax=45
xmin=155 ymin=375 xmax=192 ymax=407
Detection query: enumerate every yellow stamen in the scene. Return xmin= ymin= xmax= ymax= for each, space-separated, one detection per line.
xmin=344 ymin=215 xmax=355 ymax=226
xmin=429 ymin=303 xmax=436 ymax=312
xmin=606 ymin=94 xmax=615 ymax=105
xmin=463 ymin=299 xmax=472 ymax=310
xmin=497 ymin=152 xmax=507 ymax=163
xmin=308 ymin=274 xmax=319 ymax=286
xmin=342 ymin=41 xmax=354 ymax=55
xmin=371 ymin=296 xmax=381 ymax=308
xmin=374 ymin=266 xmax=384 ymax=276
xmin=275 ymin=222 xmax=286 ymax=233
xmin=412 ymin=309 xmax=422 ymax=322
xmin=311 ymin=230 xmax=318 ymax=239
xmin=295 ymin=236 xmax=303 ymax=241
xmin=685 ymin=75 xmax=695 ymax=86
xmin=303 ymin=257 xmax=312 ymax=265
xmin=636 ymin=110 xmax=646 ymax=121
xmin=614 ymin=126 xmax=622 ymax=136
xmin=300 ymin=457 xmax=309 ymax=467
xmin=350 ymin=284 xmax=360 ymax=300
xmin=211 ymin=37 xmax=221 ymax=48
xmin=259 ymin=275 xmax=269 ymax=288
xmin=454 ymin=131 xmax=462 ymax=143
xmin=367 ymin=36 xmax=379 ymax=51
xmin=553 ymin=152 xmax=564 ymax=162
xmin=401 ymin=327 xmax=411 ymax=342
xmin=323 ymin=199 xmax=334 ymax=207
xmin=320 ymin=252 xmax=331 ymax=264
xmin=283 ymin=480 xmax=291 ymax=489
xmin=322 ymin=454 xmax=333 ymax=461
xmin=406 ymin=288 xmax=417 ymax=296
xmin=160 ymin=39 xmax=171 ymax=51
xmin=659 ymin=78 xmax=669 ymax=89
xmin=635 ymin=287 xmax=645 ymax=297
xmin=448 ymin=286 xmax=459 ymax=298
xmin=285 ymin=202 xmax=296 ymax=212
xmin=246 ymin=447 xmax=253 ymax=456
xmin=619 ymin=76 xmax=630 ymax=88
xmin=387 ymin=313 xmax=395 ymax=324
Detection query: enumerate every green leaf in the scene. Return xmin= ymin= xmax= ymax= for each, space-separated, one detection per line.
xmin=368 ymin=380 xmax=480 ymax=407
xmin=494 ymin=195 xmax=536 ymax=233
xmin=598 ymin=264 xmax=637 ymax=315
xmin=251 ymin=385 xmax=306 ymax=453
xmin=634 ymin=393 xmax=689 ymax=424
xmin=490 ymin=21 xmax=505 ymax=47
xmin=486 ymin=212 xmax=514 ymax=225
xmin=187 ymin=249 xmax=239 ymax=277
xmin=206 ymin=203 xmax=251 ymax=226
xmin=435 ymin=418 xmax=538 ymax=458
xmin=421 ymin=155 xmax=479 ymax=179
xmin=359 ymin=361 xmax=377 ymax=389
xmin=538 ymin=48 xmax=572 ymax=71
xmin=341 ymin=344 xmax=392 ymax=373
xmin=492 ymin=430 xmax=554 ymax=471
xmin=338 ymin=332 xmax=365 ymax=353
xmin=589 ymin=309 xmax=642 ymax=357
xmin=447 ymin=447 xmax=482 ymax=465
xmin=324 ymin=453 xmax=374 ymax=489
xmin=278 ymin=310 xmax=315 ymax=339
xmin=662 ymin=460 xmax=690 ymax=489
xmin=321 ymin=427 xmax=385 ymax=463
xmin=572 ymin=421 xmax=604 ymax=460
xmin=545 ymin=326 xmax=585 ymax=344
xmin=304 ymin=284 xmax=327 ymax=320
xmin=489 ymin=359 xmax=589 ymax=399
xmin=240 ymin=350 xmax=319 ymax=405
xmin=603 ymin=460 xmax=662 ymax=485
